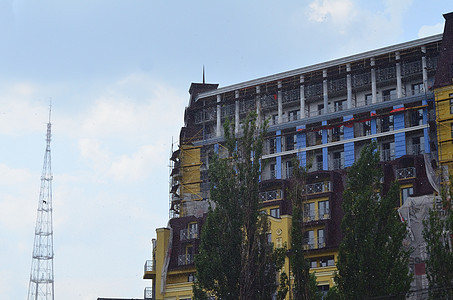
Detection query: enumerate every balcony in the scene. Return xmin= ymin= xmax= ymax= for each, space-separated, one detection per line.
xmin=304 ymin=210 xmax=316 ymax=222
xmin=331 ymin=158 xmax=344 ymax=170
xmin=143 ymin=260 xmax=155 ymax=279
xmin=381 ymin=149 xmax=395 ymax=161
xmin=259 ymin=190 xmax=282 ymax=202
xmin=303 ymin=208 xmax=330 ymax=222
xmin=396 ymin=167 xmax=416 ymax=180
xmin=318 ymin=208 xmax=330 ymax=220
xmin=180 ymin=228 xmax=198 ymax=241
xmin=409 ymin=144 xmax=424 ymax=155
xmin=144 ymin=287 xmax=153 ymax=299
xmin=178 ymin=254 xmax=194 ymax=266
xmin=305 ymin=181 xmax=331 ymax=195
xmin=303 ymin=237 xmax=325 ymax=250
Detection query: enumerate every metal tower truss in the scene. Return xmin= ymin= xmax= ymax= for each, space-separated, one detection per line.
xmin=28 ymin=110 xmax=55 ymax=300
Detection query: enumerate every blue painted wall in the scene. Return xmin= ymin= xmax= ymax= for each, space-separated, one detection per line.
xmin=296 ymin=125 xmax=306 ymax=167
xmin=343 ymin=115 xmax=355 ymax=167
xmin=276 ymin=130 xmax=282 ymax=179
xmin=393 ymin=105 xmax=406 ymax=158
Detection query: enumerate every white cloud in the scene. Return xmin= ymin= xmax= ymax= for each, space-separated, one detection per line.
xmin=418 ymin=22 xmax=444 ymax=38
xmin=308 ymin=0 xmax=356 ymax=25
xmin=109 ymin=144 xmax=165 ymax=182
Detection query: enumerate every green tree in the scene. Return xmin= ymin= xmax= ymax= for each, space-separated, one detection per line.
xmin=423 ymin=180 xmax=453 ymax=299
xmin=336 ymin=141 xmax=412 ymax=299
xmin=193 ymin=112 xmax=279 ymax=299
xmin=288 ymin=158 xmax=322 ymax=300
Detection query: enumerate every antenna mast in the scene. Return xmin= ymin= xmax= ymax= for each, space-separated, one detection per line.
xmin=27 ymin=104 xmax=55 ymax=300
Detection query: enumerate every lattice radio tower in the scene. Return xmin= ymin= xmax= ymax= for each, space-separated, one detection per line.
xmin=27 ymin=106 xmax=55 ymax=300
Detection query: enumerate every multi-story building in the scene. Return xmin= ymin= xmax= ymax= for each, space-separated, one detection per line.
xmin=144 ymin=12 xmax=453 ymax=300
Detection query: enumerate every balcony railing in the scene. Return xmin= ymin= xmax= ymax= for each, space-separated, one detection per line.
xmin=144 ymin=260 xmax=154 ymax=273
xmin=396 ymin=167 xmax=416 ymax=180
xmin=316 ymin=162 xmax=323 ymax=171
xmin=180 ymin=228 xmax=198 ymax=241
xmin=381 ymin=149 xmax=395 ymax=161
xmin=304 ymin=208 xmax=330 ymax=222
xmin=144 ymin=287 xmax=153 ymax=299
xmin=178 ymin=254 xmax=194 ymax=266
xmin=409 ymin=144 xmax=424 ymax=155
xmin=303 ymin=238 xmax=316 ymax=250
xmin=331 ymin=158 xmax=344 ymax=170
xmin=306 ymin=181 xmax=331 ymax=194
xmin=303 ymin=237 xmax=326 ymax=250
xmin=260 ymin=190 xmax=282 ymax=202
xmin=318 ymin=208 xmax=330 ymax=220
xmin=304 ymin=210 xmax=316 ymax=222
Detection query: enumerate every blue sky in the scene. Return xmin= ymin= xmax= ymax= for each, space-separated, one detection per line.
xmin=0 ymin=1 xmax=451 ymax=299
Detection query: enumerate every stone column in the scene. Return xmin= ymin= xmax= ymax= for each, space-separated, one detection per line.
xmin=278 ymin=80 xmax=283 ymax=124
xmin=300 ymin=75 xmax=305 ymax=119
xmin=371 ymin=58 xmax=377 ymax=104
xmin=421 ymin=46 xmax=428 ymax=92
xmin=396 ymin=51 xmax=402 ymax=98
xmin=235 ymin=90 xmax=239 ymax=134
xmin=323 ymin=69 xmax=328 ymax=114
xmin=216 ymin=94 xmax=221 ymax=137
xmin=346 ymin=63 xmax=352 ymax=109
xmin=256 ymin=86 xmax=261 ymax=128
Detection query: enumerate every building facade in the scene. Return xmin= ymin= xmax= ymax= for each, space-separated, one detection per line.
xmin=144 ymin=12 xmax=453 ymax=300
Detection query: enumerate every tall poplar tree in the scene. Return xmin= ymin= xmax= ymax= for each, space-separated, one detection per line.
xmin=423 ymin=181 xmax=453 ymax=299
xmin=288 ymin=158 xmax=322 ymax=300
xmin=336 ymin=141 xmax=412 ymax=299
xmin=193 ymin=112 xmax=278 ymax=299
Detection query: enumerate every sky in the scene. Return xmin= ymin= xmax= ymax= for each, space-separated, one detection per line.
xmin=0 ymin=0 xmax=451 ymax=299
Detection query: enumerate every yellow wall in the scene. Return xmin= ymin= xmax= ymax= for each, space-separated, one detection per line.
xmin=435 ymin=85 xmax=453 ymax=175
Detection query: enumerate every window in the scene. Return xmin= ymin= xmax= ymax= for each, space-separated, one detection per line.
xmin=411 ymin=137 xmax=423 ymax=155
xmin=318 ymin=200 xmax=330 ymax=219
xmin=310 ymin=259 xmax=318 ymax=268
xmin=304 ymin=203 xmax=315 ymax=221
xmin=304 ymin=230 xmax=315 ymax=249
xmin=381 ymin=115 xmax=394 ymax=132
xmin=316 ymin=155 xmax=323 ymax=171
xmin=272 ymin=114 xmax=278 ymax=125
xmin=269 ymin=138 xmax=276 ymax=154
xmin=320 ymin=256 xmax=335 ymax=267
xmin=270 ymin=163 xmax=276 ymax=179
xmin=332 ymin=126 xmax=344 ymax=142
xmin=383 ymin=89 xmax=397 ymax=101
xmin=363 ymin=120 xmax=371 ymax=136
xmin=188 ymin=222 xmax=198 ymax=239
xmin=318 ymin=104 xmax=324 ymax=115
xmin=410 ymin=108 xmax=424 ymax=126
xmin=266 ymin=233 xmax=272 ymax=244
xmin=412 ymin=82 xmax=424 ymax=95
xmin=401 ymin=187 xmax=414 ymax=205
xmin=381 ymin=142 xmax=395 ymax=161
xmin=286 ymin=134 xmax=296 ymax=151
xmin=332 ymin=152 xmax=344 ymax=170
xmin=318 ymin=229 xmax=325 ymax=248
xmin=289 ymin=109 xmax=299 ymax=121
xmin=365 ymin=94 xmax=372 ymax=105
xmin=315 ymin=130 xmax=323 ymax=145
xmin=270 ymin=208 xmax=281 ymax=219
xmin=334 ymin=100 xmax=346 ymax=112
xmin=285 ymin=160 xmax=293 ymax=179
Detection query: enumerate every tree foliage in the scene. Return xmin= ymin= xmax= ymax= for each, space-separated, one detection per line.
xmin=423 ymin=179 xmax=453 ymax=299
xmin=193 ymin=112 xmax=279 ymax=299
xmin=336 ymin=141 xmax=412 ymax=299
xmin=288 ymin=158 xmax=322 ymax=300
